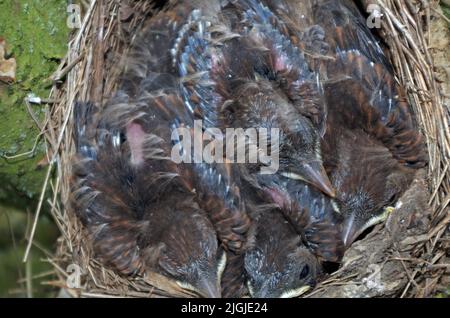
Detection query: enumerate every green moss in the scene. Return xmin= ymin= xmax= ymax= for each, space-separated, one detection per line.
xmin=435 ymin=286 xmax=450 ymax=298
xmin=443 ymin=6 xmax=450 ymax=27
xmin=0 ymin=0 xmax=69 ymax=205
xmin=442 ymin=1 xmax=450 ymax=29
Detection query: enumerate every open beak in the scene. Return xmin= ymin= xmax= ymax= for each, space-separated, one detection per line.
xmin=196 ymin=277 xmax=221 ymax=298
xmin=282 ymin=162 xmax=336 ymax=198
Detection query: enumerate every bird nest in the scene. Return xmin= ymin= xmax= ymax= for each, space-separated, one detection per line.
xmin=36 ymin=0 xmax=449 ymax=298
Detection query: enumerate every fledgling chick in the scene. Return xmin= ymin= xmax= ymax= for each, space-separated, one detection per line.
xmin=71 ymin=101 xmax=226 ymax=298
xmin=117 ymin=3 xmax=252 ymax=254
xmin=221 ymin=177 xmax=322 ymax=298
xmin=321 ymin=107 xmax=415 ymax=247
xmin=138 ymin=195 xmax=227 ymax=298
xmin=166 ymin=0 xmax=334 ymax=197
xmin=222 ymin=78 xmax=334 ymax=198
xmin=261 ymin=0 xmax=425 ymax=247
xmin=213 ymin=79 xmax=342 ymax=262
xmin=254 ymin=82 xmax=416 ymax=252
xmin=244 ymin=208 xmax=320 ymax=298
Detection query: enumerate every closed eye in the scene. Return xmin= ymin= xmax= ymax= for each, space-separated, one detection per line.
xmin=299 ymin=265 xmax=309 ymax=280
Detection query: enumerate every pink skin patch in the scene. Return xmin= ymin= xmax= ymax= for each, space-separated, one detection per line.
xmin=211 ymin=50 xmax=221 ymax=71
xmin=274 ymin=53 xmax=288 ymax=72
xmin=264 ymin=187 xmax=291 ymax=210
xmin=126 ymin=122 xmax=146 ymax=165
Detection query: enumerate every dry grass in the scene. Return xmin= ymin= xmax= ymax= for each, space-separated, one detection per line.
xmin=29 ymin=0 xmax=449 ymax=297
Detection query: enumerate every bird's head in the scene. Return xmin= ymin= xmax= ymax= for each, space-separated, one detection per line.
xmin=244 ymin=237 xmax=318 ymax=298
xmin=243 ymin=209 xmax=319 ymax=298
xmin=150 ymin=211 xmax=226 ymax=298
xmin=332 ymin=138 xmax=414 ymax=247
xmin=339 ymin=169 xmax=412 ymax=247
xmin=226 ymin=79 xmax=335 ymax=198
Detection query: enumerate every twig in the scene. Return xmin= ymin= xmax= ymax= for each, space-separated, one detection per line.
xmin=50 ymin=53 xmax=85 ymax=83
xmin=23 ymin=162 xmax=54 ymax=262
xmin=26 ymin=254 xmax=32 ymax=298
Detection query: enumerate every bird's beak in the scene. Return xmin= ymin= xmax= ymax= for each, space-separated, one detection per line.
xmin=342 ymin=214 xmax=360 ymax=248
xmin=252 ymin=284 xmax=310 ymax=298
xmin=196 ymin=277 xmax=222 ymax=298
xmin=342 ymin=208 xmax=393 ymax=247
xmin=282 ymin=162 xmax=336 ymax=198
xmin=279 ymin=285 xmax=311 ymax=298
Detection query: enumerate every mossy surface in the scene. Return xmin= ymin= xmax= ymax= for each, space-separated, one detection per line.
xmin=443 ymin=6 xmax=450 ymax=27
xmin=0 ymin=0 xmax=68 ymax=206
xmin=0 ymin=0 xmax=69 ymax=297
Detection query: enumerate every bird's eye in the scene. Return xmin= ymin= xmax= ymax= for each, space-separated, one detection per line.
xmin=386 ymin=190 xmax=397 ymax=203
xmin=120 ymin=132 xmax=127 ymax=144
xmin=299 ymin=265 xmax=310 ymax=280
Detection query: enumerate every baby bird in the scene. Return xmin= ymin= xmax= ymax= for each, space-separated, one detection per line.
xmin=71 ymin=101 xmax=226 ymax=297
xmin=166 ymin=0 xmax=334 ymax=197
xmin=221 ymin=174 xmax=322 ymax=298
xmin=222 ymin=79 xmax=334 ymax=198
xmin=313 ymin=0 xmax=424 ymax=245
xmin=117 ymin=3 xmax=252 ymax=254
xmin=321 ymin=93 xmax=416 ymax=247
xmin=244 ymin=208 xmax=320 ymax=298
xmin=261 ymin=0 xmax=426 ymax=246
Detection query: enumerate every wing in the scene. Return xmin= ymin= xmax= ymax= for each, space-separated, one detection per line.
xmin=71 ymin=101 xmax=147 ymax=276
xmin=312 ymin=0 xmax=427 ymax=168
xmin=286 ymin=180 xmax=345 ymax=263
xmin=262 ymin=0 xmax=427 ymax=168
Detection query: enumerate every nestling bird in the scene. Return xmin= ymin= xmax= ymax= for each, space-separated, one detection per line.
xmin=260 ymin=0 xmax=426 ymax=246
xmin=165 ymin=0 xmax=334 ymax=198
xmin=221 ymin=78 xmax=335 ymax=198
xmin=244 ymin=207 xmax=320 ymax=298
xmin=321 ymin=82 xmax=416 ymax=247
xmin=116 ymin=0 xmax=334 ymax=253
xmin=220 ymin=176 xmax=322 ymax=298
xmin=117 ymin=2 xmax=253 ymax=253
xmin=309 ymin=0 xmax=425 ymax=246
xmin=71 ymin=100 xmax=226 ymax=298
